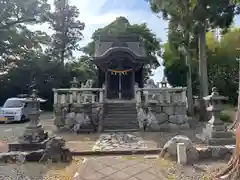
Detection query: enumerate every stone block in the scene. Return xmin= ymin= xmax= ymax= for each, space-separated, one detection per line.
xmin=205 ymin=123 xmax=226 ymax=132
xmin=179 ymin=123 xmax=190 ymax=129
xmin=159 ymin=123 xmax=169 ymax=130
xmin=162 ymin=105 xmax=174 ymax=115
xmin=187 ymin=117 xmax=198 ymax=128
xmin=207 ymin=138 xmax=235 ymax=146
xmin=197 ymin=147 xmax=212 ymax=160
xmin=162 ymin=135 xmax=198 ymax=163
xmin=177 ymin=143 xmax=187 ymax=165
xmin=156 ymin=113 xmax=168 ymax=124
xmin=174 ymin=105 xmax=187 ymax=115
xmin=25 ymin=150 xmax=44 ymax=161
xmin=169 ymin=115 xmax=188 ymax=125
xmin=211 ymin=146 xmax=229 ymax=158
xmin=8 ymin=137 xmax=50 ymax=151
xmin=168 ymin=123 xmax=179 ymax=129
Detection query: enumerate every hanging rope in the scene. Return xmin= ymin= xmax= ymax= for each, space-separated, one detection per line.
xmin=108 ymin=69 xmax=132 ymax=75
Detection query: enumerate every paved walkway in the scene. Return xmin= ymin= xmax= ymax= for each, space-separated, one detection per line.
xmin=73 ymin=156 xmax=167 ymax=180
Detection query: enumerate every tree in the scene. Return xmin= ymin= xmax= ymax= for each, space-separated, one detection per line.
xmin=0 ymin=0 xmax=50 ymax=70
xmin=48 ymin=0 xmax=85 ymax=64
xmin=167 ymin=18 xmax=198 ymax=115
xmin=163 ymin=28 xmax=240 ymax=101
xmin=66 ymin=55 xmax=97 ymax=82
xmin=149 ymin=0 xmax=239 ymax=120
xmin=83 ymin=17 xmax=161 ymax=78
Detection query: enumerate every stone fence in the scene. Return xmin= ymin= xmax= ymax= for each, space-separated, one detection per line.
xmin=52 ymin=87 xmax=105 ymax=132
xmin=136 ymin=87 xmax=187 ymax=104
xmin=135 ymin=87 xmax=189 ymax=131
xmin=52 ymin=77 xmax=188 ymax=132
xmin=52 ymin=88 xmax=105 ymax=105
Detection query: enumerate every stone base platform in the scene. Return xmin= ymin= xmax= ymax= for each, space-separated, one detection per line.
xmin=196 ymin=123 xmax=236 ymax=146
xmin=8 ymin=138 xmax=50 ymax=152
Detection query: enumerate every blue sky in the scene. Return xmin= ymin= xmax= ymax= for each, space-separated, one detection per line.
xmin=44 ymin=0 xmax=240 ymax=82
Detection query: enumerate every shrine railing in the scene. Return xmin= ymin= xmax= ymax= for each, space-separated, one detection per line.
xmin=135 ymin=87 xmax=187 ymax=104
xmin=52 ymin=88 xmax=105 ymax=105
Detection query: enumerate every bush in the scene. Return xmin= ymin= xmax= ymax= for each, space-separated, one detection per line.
xmin=219 ymin=110 xmax=232 ymax=122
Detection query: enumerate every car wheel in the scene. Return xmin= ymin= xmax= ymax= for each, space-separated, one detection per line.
xmin=20 ymin=115 xmax=26 ymax=122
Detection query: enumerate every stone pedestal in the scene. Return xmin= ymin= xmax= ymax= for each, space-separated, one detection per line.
xmin=197 ymin=121 xmax=235 ymax=145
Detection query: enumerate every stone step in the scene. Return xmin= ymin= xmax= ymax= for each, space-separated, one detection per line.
xmin=106 ymin=112 xmax=137 ymax=115
xmin=104 ymin=118 xmax=138 ymax=123
xmin=103 ymin=126 xmax=139 ymax=130
xmin=104 ymin=119 xmax=138 ymax=123
xmin=105 ymin=114 xmax=137 ymax=118
xmin=210 ymin=131 xmax=234 ymax=138
xmin=207 ymin=138 xmax=236 ymax=146
xmin=106 ymin=103 xmax=136 ymax=106
xmin=106 ymin=109 xmax=136 ymax=112
xmin=103 ymin=123 xmax=139 ymax=126
xmin=103 ymin=129 xmax=140 ymax=132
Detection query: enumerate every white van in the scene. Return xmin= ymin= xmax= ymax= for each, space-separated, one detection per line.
xmin=0 ymin=97 xmax=45 ymax=123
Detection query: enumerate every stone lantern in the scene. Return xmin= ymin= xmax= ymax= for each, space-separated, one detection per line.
xmin=204 ymin=87 xmax=228 ymax=125
xmin=161 ymin=76 xmax=168 ymax=88
xmin=9 ymin=89 xmax=49 ymax=151
xmin=196 ymin=87 xmax=235 ymax=145
xmin=70 ymin=77 xmax=79 ymax=88
xmin=70 ymin=77 xmax=79 ymax=103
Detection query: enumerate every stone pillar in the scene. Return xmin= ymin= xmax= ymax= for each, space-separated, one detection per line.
xmin=77 ymin=93 xmax=81 ymax=103
xmin=91 ymin=95 xmax=95 ymax=103
xmin=159 ymin=92 xmax=164 ymax=103
xmin=60 ymin=94 xmax=66 ymax=104
xmin=99 ymin=89 xmax=104 ymax=103
xmin=196 ymin=87 xmax=235 ymax=145
xmin=165 ymin=91 xmax=171 ymax=103
xmin=136 ymin=89 xmax=141 ymax=103
xmin=144 ymin=91 xmax=149 ymax=103
xmin=53 ymin=90 xmax=58 ymax=104
xmin=177 ymin=143 xmax=187 ymax=165
xmin=181 ymin=89 xmax=186 ymax=103
xmin=69 ymin=93 xmax=73 ymax=103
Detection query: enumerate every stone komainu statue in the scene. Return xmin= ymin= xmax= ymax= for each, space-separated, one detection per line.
xmin=145 ymin=78 xmax=157 ymax=88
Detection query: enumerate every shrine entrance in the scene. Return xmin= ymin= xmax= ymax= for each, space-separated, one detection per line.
xmin=94 ymin=48 xmax=145 ymax=101
xmin=107 ymin=69 xmax=134 ymax=99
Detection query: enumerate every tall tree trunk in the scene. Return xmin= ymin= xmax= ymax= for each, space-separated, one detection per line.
xmin=231 ymin=60 xmax=240 ymax=129
xmin=186 ymin=52 xmax=194 ymax=116
xmin=198 ymin=26 xmax=209 ymax=121
xmin=186 ymin=32 xmax=194 ymax=116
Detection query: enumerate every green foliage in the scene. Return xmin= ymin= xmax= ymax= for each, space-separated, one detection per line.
xmin=0 ymin=0 xmax=89 ymax=110
xmin=219 ymin=110 xmax=232 ymax=122
xmin=163 ymin=28 xmax=240 ymax=103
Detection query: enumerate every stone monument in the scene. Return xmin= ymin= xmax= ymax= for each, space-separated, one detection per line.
xmin=9 ymin=89 xmax=49 ymax=151
xmin=196 ymin=87 xmax=235 ymax=145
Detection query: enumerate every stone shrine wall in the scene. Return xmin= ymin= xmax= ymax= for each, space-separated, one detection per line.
xmin=136 ymin=87 xmax=189 ymax=131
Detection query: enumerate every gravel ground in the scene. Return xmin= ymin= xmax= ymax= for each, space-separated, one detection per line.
xmin=153 ymin=158 xmax=227 ymax=180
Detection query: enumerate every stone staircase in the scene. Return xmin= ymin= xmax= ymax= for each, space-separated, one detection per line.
xmin=103 ymin=102 xmax=139 ymax=131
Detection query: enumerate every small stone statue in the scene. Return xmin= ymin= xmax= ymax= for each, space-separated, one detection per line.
xmin=145 ymin=78 xmax=157 ymax=88
xmin=85 ymin=79 xmax=93 ymax=88
xmin=102 ymin=82 xmax=106 ymax=89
